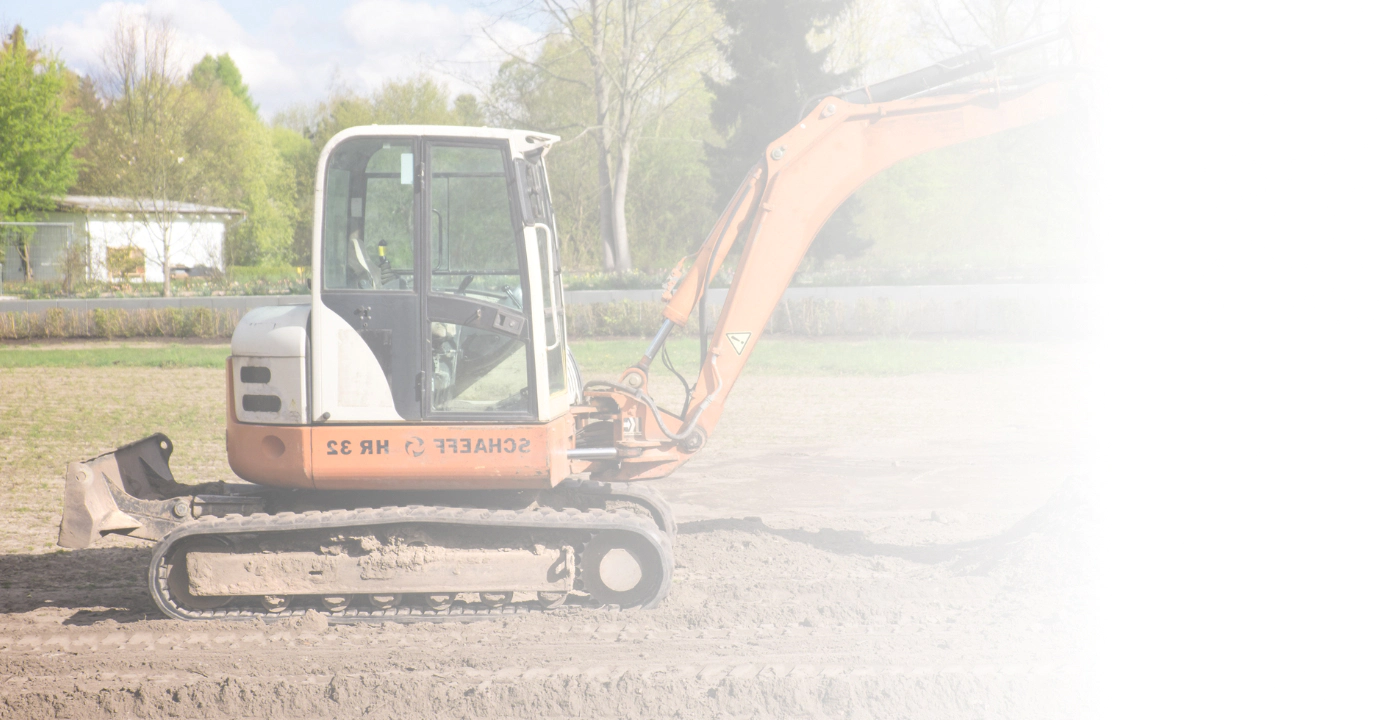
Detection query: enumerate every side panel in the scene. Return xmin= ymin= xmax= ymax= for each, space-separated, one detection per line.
xmin=308 ymin=415 xmax=575 ymax=490
xmin=319 ymin=291 xmax=420 ymax=419
xmin=228 ymin=395 xmax=576 ymax=491
xmin=311 ymin=303 xmax=406 ymax=422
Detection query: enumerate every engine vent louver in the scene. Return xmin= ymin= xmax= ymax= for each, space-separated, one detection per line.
xmin=243 ymin=394 xmax=282 ymax=413
xmin=240 ymin=366 xmax=271 ymax=384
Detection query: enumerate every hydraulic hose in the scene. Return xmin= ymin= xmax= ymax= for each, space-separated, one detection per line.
xmin=584 ymin=353 xmax=722 ymax=445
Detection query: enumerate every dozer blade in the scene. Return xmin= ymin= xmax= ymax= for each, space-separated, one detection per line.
xmin=57 ymin=434 xmax=260 ymax=549
xmin=58 ymin=457 xmax=143 ymax=549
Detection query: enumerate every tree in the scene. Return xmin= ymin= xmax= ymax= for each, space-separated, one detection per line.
xmin=704 ymin=0 xmax=870 ymax=260
xmin=272 ymin=76 xmax=487 ymax=264
xmin=190 ymin=53 xmax=257 ymax=115
xmin=79 ymin=15 xmax=240 ymax=295
xmin=486 ymin=44 xmax=603 ymax=268
xmin=486 ymin=33 xmax=719 ymax=272
xmin=800 ymin=0 xmax=1084 ymax=280
xmin=284 ymin=76 xmax=484 ymax=142
xmin=188 ymin=54 xmax=293 ymax=267
xmin=498 ymin=0 xmax=719 ymax=272
xmin=0 ymin=25 xmax=83 ymax=224
xmin=217 ymin=112 xmax=294 ymax=268
xmin=914 ymin=0 xmax=1068 ymax=55
xmin=77 ymin=17 xmax=305 ymax=287
xmin=269 ymin=125 xmax=316 ymax=265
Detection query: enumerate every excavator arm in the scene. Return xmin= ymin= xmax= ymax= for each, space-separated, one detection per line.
xmin=579 ymin=34 xmax=1079 ymax=482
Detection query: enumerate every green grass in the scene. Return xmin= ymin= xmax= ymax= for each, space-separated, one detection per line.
xmin=571 ymin=337 xmax=1046 ymax=376
xmin=0 ymin=337 xmax=1048 ymax=375
xmin=0 ymin=344 xmax=230 ymax=368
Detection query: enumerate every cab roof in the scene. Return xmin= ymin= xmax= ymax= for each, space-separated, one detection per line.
xmin=323 ymin=125 xmax=559 ymax=157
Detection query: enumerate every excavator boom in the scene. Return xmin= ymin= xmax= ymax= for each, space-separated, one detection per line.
xmin=587 ymin=36 xmax=1078 ymax=481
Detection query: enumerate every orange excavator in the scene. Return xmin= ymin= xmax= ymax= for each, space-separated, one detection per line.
xmin=56 ymin=30 xmax=1078 ymax=620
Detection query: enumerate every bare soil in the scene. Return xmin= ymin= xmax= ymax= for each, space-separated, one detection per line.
xmin=0 ymin=343 xmax=1089 ymax=719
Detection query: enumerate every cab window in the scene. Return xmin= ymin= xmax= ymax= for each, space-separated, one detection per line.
xmin=323 ymin=138 xmax=417 ymax=290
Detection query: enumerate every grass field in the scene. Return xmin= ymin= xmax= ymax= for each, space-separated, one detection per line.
xmin=572 ymin=337 xmax=1049 ymax=376
xmin=0 ymin=343 xmax=233 ymax=368
xmin=0 ymin=337 xmax=1051 ymax=374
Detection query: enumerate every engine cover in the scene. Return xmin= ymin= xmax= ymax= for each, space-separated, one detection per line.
xmin=230 ymin=305 xmax=310 ymax=425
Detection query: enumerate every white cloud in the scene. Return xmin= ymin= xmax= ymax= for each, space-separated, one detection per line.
xmin=42 ymin=0 xmax=305 ymax=113
xmin=341 ymin=0 xmax=539 ymax=96
xmin=38 ymin=0 xmax=541 ymax=117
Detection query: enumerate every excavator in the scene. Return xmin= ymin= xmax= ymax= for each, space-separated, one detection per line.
xmin=55 ymin=30 xmax=1078 ymax=621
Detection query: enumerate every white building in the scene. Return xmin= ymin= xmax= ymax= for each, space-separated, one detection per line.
xmin=53 ymin=196 xmax=243 ymax=283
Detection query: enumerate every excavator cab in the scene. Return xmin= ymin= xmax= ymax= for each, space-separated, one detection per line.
xmin=207 ymin=127 xmax=585 ymax=491
xmin=311 ymin=127 xmax=570 ymax=424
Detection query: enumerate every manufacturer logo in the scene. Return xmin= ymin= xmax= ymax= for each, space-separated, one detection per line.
xmin=405 ymin=436 xmax=426 ymax=457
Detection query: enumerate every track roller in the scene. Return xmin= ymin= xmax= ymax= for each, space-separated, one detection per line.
xmin=425 ymin=594 xmax=454 ymax=611
xmin=481 ymin=592 xmax=511 ymax=607
xmin=261 ymin=596 xmax=289 ymax=613
xmin=322 ymin=596 xmax=351 ymax=613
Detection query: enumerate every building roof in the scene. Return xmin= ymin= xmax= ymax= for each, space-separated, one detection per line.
xmin=56 ymin=195 xmax=245 ymax=217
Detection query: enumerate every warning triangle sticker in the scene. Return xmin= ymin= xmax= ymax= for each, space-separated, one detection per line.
xmin=726 ymin=332 xmax=751 ymax=355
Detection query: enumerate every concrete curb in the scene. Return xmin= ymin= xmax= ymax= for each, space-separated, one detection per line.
xmin=1 ymin=284 xmax=1085 ymax=313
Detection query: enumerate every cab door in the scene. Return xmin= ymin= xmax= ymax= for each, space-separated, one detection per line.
xmin=312 ymin=136 xmax=422 ymax=422
xmin=421 ymin=141 xmax=539 ymax=421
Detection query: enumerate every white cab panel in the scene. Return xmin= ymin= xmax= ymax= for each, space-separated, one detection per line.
xmin=310 ymin=304 xmax=403 ymax=422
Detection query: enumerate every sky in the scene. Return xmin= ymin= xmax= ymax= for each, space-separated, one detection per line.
xmin=3 ymin=0 xmax=546 ymax=118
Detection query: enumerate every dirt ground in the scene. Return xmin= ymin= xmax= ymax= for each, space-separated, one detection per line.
xmin=0 ymin=341 xmax=1089 ymax=719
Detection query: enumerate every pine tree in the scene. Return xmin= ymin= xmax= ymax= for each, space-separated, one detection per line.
xmin=705 ymin=0 xmax=871 ymax=259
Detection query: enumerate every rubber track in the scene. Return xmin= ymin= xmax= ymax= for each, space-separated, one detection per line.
xmin=148 ymin=504 xmax=673 ymax=623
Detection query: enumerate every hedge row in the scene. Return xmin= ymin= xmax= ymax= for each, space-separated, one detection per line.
xmin=0 ymin=307 xmax=246 ymax=340
xmin=0 ymin=296 xmax=1083 ymax=341
xmin=564 ymin=297 xmax=1084 ymax=338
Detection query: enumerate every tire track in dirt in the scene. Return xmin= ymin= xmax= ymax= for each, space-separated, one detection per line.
xmin=1 ymin=663 xmax=1077 ymax=686
xmin=0 ymin=621 xmax=964 ymax=655
xmin=0 ymin=669 xmax=1080 ymax=720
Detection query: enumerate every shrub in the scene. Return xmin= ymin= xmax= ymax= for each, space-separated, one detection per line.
xmin=0 ymin=294 xmax=1085 ymax=341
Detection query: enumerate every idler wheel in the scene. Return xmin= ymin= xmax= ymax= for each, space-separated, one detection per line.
xmin=580 ymin=533 xmax=662 ymax=608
